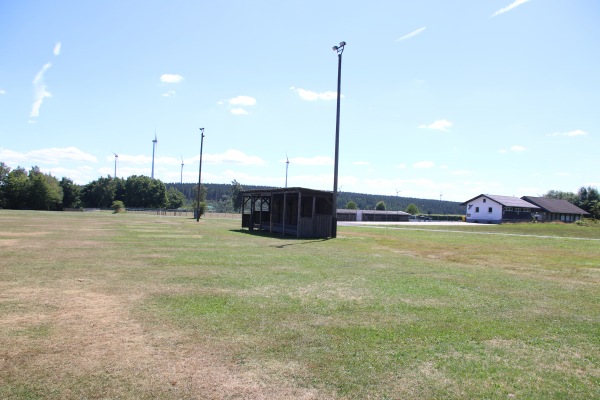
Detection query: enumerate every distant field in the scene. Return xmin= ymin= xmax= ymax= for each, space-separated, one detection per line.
xmin=1 ymin=210 xmax=599 ymax=399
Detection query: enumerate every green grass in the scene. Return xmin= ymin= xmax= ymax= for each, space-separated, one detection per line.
xmin=377 ymin=221 xmax=600 ymax=239
xmin=1 ymin=210 xmax=599 ymax=399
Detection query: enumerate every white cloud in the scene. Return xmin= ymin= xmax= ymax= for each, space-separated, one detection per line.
xmin=0 ymin=89 xmax=6 ymax=95
xmin=204 ymin=149 xmax=266 ymax=165
xmin=229 ymin=95 xmax=257 ymax=106
xmin=30 ymin=63 xmax=53 ymax=118
xmin=162 ymin=90 xmax=176 ymax=97
xmin=0 ymin=146 xmax=97 ymax=165
xmin=231 ymin=108 xmax=249 ymax=115
xmin=289 ymin=156 xmax=333 ymax=166
xmin=290 ymin=87 xmax=339 ymax=101
xmin=53 ymin=42 xmax=61 ymax=56
xmin=396 ymin=26 xmax=426 ymax=42
xmin=492 ymin=0 xmax=531 ymax=17
xmin=396 ymin=163 xmax=406 ymax=169
xmin=111 ymin=154 xmax=150 ymax=165
xmin=160 ymin=74 xmax=184 ymax=83
xmin=548 ymin=129 xmax=587 ymax=137
xmin=499 ymin=145 xmax=525 ymax=153
xmin=418 ymin=119 xmax=453 ymax=132
xmin=451 ymin=170 xmax=472 ymax=176
xmin=413 ymin=161 xmax=435 ymax=169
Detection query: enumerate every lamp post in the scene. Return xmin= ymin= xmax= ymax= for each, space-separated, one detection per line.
xmin=196 ymin=128 xmax=205 ymax=222
xmin=331 ymin=41 xmax=346 ymax=238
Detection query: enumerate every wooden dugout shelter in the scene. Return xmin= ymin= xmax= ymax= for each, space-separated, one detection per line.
xmin=241 ymin=187 xmax=334 ymax=238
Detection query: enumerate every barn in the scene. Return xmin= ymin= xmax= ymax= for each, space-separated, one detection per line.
xmin=521 ymin=196 xmax=589 ymax=222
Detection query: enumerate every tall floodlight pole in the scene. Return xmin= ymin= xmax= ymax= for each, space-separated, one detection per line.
xmin=180 ymin=155 xmax=184 ymax=185
xmin=196 ymin=128 xmax=205 ymax=222
xmin=113 ymin=152 xmax=118 ymax=178
xmin=285 ymin=153 xmax=289 ymax=188
xmin=151 ymin=132 xmax=158 ymax=179
xmin=331 ymin=41 xmax=346 ymax=238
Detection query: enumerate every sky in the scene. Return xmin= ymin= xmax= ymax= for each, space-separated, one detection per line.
xmin=1 ymin=0 xmax=598 ymax=202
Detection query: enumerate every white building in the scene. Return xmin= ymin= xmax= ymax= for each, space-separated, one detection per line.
xmin=460 ymin=194 xmax=540 ymax=224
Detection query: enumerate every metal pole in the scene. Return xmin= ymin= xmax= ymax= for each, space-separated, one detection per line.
xmin=331 ymin=41 xmax=345 ymax=238
xmin=196 ymin=128 xmax=205 ymax=222
xmin=285 ymin=156 xmax=289 ymax=188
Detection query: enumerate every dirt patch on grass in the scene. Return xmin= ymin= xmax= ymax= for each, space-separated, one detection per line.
xmin=0 ymin=286 xmax=327 ymax=399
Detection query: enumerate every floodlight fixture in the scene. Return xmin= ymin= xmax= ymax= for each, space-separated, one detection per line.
xmin=333 ymin=42 xmax=346 ymax=54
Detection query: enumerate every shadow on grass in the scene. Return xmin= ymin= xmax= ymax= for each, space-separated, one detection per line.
xmin=230 ymin=229 xmax=329 ymax=248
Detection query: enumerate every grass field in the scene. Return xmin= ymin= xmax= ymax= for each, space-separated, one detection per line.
xmin=1 ymin=210 xmax=599 ymax=399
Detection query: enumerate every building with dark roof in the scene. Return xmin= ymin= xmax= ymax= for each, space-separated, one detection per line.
xmin=521 ymin=196 xmax=589 ymax=222
xmin=337 ymin=209 xmax=411 ymax=222
xmin=460 ymin=194 xmax=540 ymax=224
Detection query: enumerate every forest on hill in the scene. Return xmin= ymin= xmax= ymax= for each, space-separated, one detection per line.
xmin=165 ymin=182 xmax=465 ymax=215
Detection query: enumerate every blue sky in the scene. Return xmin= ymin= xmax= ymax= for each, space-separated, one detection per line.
xmin=1 ymin=0 xmax=598 ymax=201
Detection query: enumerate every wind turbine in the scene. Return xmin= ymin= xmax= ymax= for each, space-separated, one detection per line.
xmin=151 ymin=132 xmax=158 ymax=179
xmin=285 ymin=153 xmax=289 ymax=188
xmin=180 ymin=155 xmax=184 ymax=184
xmin=113 ymin=152 xmax=118 ymax=178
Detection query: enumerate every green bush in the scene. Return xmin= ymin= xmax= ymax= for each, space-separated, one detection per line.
xmin=575 ymin=218 xmax=599 ymax=227
xmin=111 ymin=200 xmax=125 ymax=213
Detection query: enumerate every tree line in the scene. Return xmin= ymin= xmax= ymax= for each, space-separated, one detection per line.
xmin=1 ymin=161 xmax=598 ymax=219
xmin=0 ymin=162 xmax=188 ymax=211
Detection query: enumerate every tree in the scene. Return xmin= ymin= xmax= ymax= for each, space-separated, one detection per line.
xmin=28 ymin=169 xmax=63 ymax=210
xmin=589 ymin=201 xmax=600 ymax=219
xmin=543 ymin=190 xmax=577 ymax=203
xmin=575 ymin=186 xmax=600 ymax=219
xmin=80 ymin=176 xmax=116 ymax=208
xmin=375 ymin=201 xmax=386 ymax=211
xmin=60 ymin=177 xmax=80 ymax=209
xmin=111 ymin=200 xmax=125 ymax=213
xmin=345 ymin=200 xmax=357 ymax=210
xmin=124 ymin=175 xmax=167 ymax=208
xmin=166 ymin=187 xmax=186 ymax=209
xmin=0 ymin=162 xmax=10 ymax=208
xmin=576 ymin=186 xmax=599 ymax=208
xmin=405 ymin=203 xmax=420 ymax=215
xmin=4 ymin=167 xmax=30 ymax=209
xmin=230 ymin=180 xmax=244 ymax=212
xmin=113 ymin=177 xmax=126 ymax=203
xmin=193 ymin=184 xmax=208 ymax=217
